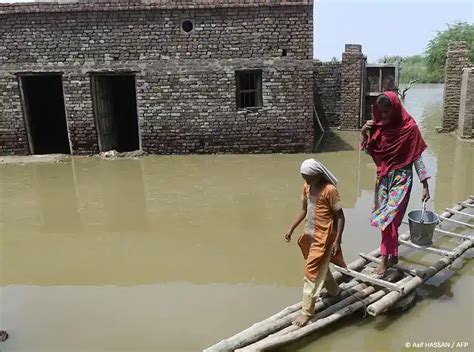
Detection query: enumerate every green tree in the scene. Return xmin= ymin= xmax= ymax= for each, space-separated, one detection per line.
xmin=425 ymin=22 xmax=474 ymax=81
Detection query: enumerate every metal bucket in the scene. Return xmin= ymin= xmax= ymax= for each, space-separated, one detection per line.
xmin=407 ymin=209 xmax=439 ymax=246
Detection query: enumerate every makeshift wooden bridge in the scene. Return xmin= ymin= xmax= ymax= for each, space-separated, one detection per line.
xmin=205 ymin=196 xmax=474 ymax=352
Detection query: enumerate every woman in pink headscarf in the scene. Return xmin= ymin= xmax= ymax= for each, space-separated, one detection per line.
xmin=361 ymin=91 xmax=431 ymax=275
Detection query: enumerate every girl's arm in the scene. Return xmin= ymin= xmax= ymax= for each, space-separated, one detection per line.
xmin=284 ymin=198 xmax=307 ymax=242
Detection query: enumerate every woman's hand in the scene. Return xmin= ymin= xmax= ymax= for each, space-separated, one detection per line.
xmin=422 ymin=182 xmax=430 ymax=202
xmin=361 ymin=120 xmax=375 ymax=140
xmin=284 ymin=229 xmax=293 ymax=242
xmin=332 ymin=241 xmax=341 ymax=256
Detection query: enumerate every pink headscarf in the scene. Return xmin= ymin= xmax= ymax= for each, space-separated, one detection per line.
xmin=364 ymin=91 xmax=427 ymax=178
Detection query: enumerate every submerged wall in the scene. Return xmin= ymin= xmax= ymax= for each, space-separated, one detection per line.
xmin=457 ymin=67 xmax=474 ymax=139
xmin=441 ymin=41 xmax=472 ymax=135
xmin=313 ymin=61 xmax=341 ymax=127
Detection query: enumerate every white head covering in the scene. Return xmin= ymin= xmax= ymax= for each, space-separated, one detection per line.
xmin=300 ymin=159 xmax=338 ymax=186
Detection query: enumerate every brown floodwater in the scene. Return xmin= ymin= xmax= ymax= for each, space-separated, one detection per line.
xmin=0 ymin=84 xmax=473 ymax=352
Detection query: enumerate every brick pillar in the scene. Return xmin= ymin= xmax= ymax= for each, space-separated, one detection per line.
xmin=457 ymin=67 xmax=474 ymax=139
xmin=340 ymin=44 xmax=364 ymax=130
xmin=441 ymin=42 xmax=469 ymax=132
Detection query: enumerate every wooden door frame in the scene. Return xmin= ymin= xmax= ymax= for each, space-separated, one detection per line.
xmin=16 ymin=72 xmax=70 ymax=155
xmin=89 ymin=72 xmax=140 ymax=152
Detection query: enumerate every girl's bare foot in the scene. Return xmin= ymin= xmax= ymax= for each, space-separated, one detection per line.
xmin=293 ymin=314 xmax=311 ymax=327
xmin=376 ymin=255 xmax=389 ymax=276
xmin=0 ymin=330 xmax=8 ymax=342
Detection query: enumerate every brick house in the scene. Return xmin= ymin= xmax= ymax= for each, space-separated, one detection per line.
xmin=0 ymin=0 xmax=314 ymax=155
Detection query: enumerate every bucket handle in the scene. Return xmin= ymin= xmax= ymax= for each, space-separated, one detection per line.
xmin=419 ymin=200 xmax=426 ymax=224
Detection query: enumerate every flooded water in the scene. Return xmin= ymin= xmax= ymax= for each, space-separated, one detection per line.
xmin=0 ymin=84 xmax=473 ymax=352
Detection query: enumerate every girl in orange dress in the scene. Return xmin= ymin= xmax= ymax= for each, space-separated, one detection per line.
xmin=284 ymin=159 xmax=347 ymax=327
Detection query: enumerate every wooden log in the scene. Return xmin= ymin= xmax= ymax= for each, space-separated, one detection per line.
xmin=204 ymin=281 xmax=366 ymax=352
xmin=461 ymin=202 xmax=474 ymax=208
xmin=439 ymin=198 xmax=473 ymax=218
xmin=439 ymin=215 xmax=474 ymax=229
xmin=242 ymin=277 xmax=413 ymax=352
xmin=359 ymin=253 xmax=422 ymax=277
xmin=334 ymin=265 xmax=404 ymax=293
xmin=333 ymin=247 xmax=381 ymax=283
xmin=398 ymin=237 xmax=455 ymax=258
xmin=446 ymin=208 xmax=474 ymax=218
xmin=366 ymin=239 xmax=473 ymax=316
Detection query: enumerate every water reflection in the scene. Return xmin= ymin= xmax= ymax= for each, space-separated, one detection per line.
xmin=35 ymin=162 xmax=81 ymax=233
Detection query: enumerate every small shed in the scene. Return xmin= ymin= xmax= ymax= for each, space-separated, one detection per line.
xmin=363 ymin=63 xmax=400 ymax=121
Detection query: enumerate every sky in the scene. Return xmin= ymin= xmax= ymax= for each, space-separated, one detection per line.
xmin=315 ymin=0 xmax=473 ymax=61
xmin=0 ymin=0 xmax=472 ymax=62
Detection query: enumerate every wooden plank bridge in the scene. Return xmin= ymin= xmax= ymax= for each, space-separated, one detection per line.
xmin=205 ymin=196 xmax=474 ymax=352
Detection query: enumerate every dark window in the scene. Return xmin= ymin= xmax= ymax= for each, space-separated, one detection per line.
xmin=236 ymin=70 xmax=263 ymax=109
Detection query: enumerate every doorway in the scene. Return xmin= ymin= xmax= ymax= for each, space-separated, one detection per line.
xmin=19 ymin=74 xmax=71 ymax=154
xmin=91 ymin=74 xmax=140 ymax=152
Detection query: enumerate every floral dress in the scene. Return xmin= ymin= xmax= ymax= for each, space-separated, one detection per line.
xmin=370 ymin=156 xmax=430 ymax=230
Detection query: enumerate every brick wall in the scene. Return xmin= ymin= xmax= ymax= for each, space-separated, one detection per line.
xmin=313 ymin=61 xmax=341 ymax=127
xmin=340 ymin=44 xmax=364 ymax=130
xmin=0 ymin=1 xmax=314 ymax=155
xmin=457 ymin=67 xmax=474 ymax=139
xmin=441 ymin=42 xmax=469 ymax=132
xmin=0 ymin=75 xmax=29 ymax=155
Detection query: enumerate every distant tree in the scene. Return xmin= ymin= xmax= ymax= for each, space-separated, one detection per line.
xmin=425 ymin=22 xmax=474 ymax=81
xmin=378 ymin=55 xmax=435 ymax=85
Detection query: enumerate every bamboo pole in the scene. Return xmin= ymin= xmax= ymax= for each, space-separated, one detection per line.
xmin=366 ymin=239 xmax=473 ymax=316
xmin=438 ymin=198 xmax=472 ymax=219
xmin=333 ymin=265 xmax=404 ymax=293
xmin=398 ymin=237 xmax=455 ymax=258
xmin=439 ymin=215 xmax=474 ymax=229
xmin=434 ymin=228 xmax=473 ymax=241
xmin=332 ymin=247 xmax=381 ymax=282
xmin=242 ymin=276 xmax=413 ymax=352
xmin=445 ymin=208 xmax=474 ymax=218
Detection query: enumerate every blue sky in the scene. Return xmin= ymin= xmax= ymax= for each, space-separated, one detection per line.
xmin=315 ymin=0 xmax=473 ymax=61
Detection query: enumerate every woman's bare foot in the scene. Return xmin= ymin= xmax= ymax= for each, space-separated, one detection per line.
xmin=0 ymin=330 xmax=8 ymax=342
xmin=293 ymin=314 xmax=311 ymax=327
xmin=376 ymin=255 xmax=389 ymax=276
